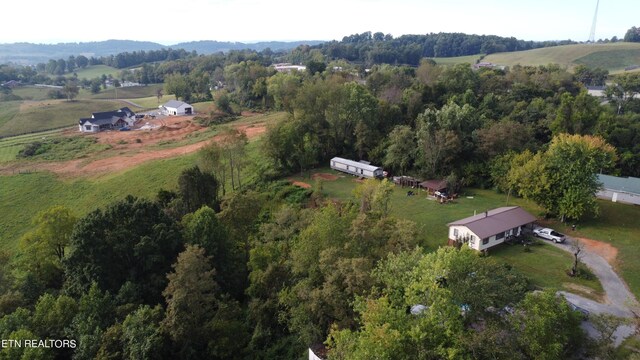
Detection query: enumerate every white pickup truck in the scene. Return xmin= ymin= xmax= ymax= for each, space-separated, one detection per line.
xmin=533 ymin=227 xmax=566 ymax=243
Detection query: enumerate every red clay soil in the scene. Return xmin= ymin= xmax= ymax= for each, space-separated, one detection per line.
xmin=290 ymin=181 xmax=312 ymax=189
xmin=574 ymin=237 xmax=618 ymax=265
xmin=311 ymin=173 xmax=339 ymax=181
xmin=1 ymin=118 xmax=266 ymax=177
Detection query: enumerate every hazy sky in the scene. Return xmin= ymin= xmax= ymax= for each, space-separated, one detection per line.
xmin=2 ymin=0 xmax=637 ymax=44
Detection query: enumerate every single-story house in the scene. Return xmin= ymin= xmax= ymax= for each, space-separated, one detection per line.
xmin=447 ymin=206 xmax=537 ymax=251
xmin=419 ymin=179 xmax=448 ymax=195
xmin=330 ymin=157 xmax=384 ymax=179
xmin=78 ymin=107 xmax=136 ymax=133
xmin=160 ymin=100 xmax=193 ymax=116
xmin=597 ymin=174 xmax=640 ymax=205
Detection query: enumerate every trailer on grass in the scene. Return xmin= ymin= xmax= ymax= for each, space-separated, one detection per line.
xmin=330 ymin=157 xmax=384 ymax=179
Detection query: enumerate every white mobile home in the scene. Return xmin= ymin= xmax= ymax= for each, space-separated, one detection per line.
xmin=597 ymin=174 xmax=640 ymax=206
xmin=330 ymin=157 xmax=383 ymax=179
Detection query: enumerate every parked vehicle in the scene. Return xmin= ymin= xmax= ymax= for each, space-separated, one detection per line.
xmin=567 ymin=301 xmax=589 ymax=319
xmin=533 ymin=227 xmax=565 ymax=243
xmin=119 ymin=126 xmax=130 ymax=131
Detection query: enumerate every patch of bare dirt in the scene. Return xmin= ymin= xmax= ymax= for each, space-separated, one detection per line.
xmin=575 ymin=237 xmax=618 ymax=265
xmin=563 ymin=282 xmax=604 ymax=302
xmin=290 ymin=181 xmax=312 ymax=189
xmin=312 ymin=173 xmax=339 ymax=181
xmin=1 ymin=119 xmax=267 ymax=177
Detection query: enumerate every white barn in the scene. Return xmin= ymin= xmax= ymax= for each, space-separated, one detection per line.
xmin=160 ymin=100 xmax=193 ymax=116
xmin=330 ymin=157 xmax=383 ymax=179
xmin=597 ymin=174 xmax=640 ymax=205
xmin=447 ymin=206 xmax=537 ymax=251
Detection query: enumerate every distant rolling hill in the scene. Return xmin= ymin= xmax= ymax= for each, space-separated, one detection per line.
xmin=0 ymin=39 xmax=324 ymax=65
xmin=483 ymin=42 xmax=640 ymax=74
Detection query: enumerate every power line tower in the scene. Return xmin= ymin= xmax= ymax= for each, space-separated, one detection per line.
xmin=589 ymin=0 xmax=600 ymax=43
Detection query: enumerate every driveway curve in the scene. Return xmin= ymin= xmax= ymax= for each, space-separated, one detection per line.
xmin=551 ymin=236 xmax=639 ymax=317
xmin=549 ymin=236 xmax=638 ymax=346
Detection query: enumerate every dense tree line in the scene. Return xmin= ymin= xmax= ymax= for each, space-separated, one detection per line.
xmin=310 ymin=31 xmax=578 ymax=66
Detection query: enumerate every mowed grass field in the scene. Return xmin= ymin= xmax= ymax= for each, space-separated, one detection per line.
xmin=0 ymin=99 xmax=136 ymax=137
xmin=483 ymin=42 xmax=640 ymax=73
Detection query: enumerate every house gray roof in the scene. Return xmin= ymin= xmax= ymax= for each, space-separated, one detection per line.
xmin=447 ymin=206 xmax=537 ymax=240
xmin=598 ymin=174 xmax=640 ymax=195
xmin=331 ymin=157 xmax=381 ymax=172
xmin=163 ymin=100 xmax=189 ymax=109
xmin=79 ymin=118 xmax=114 ymax=126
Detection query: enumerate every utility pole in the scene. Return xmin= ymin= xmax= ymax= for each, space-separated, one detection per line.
xmin=588 ymin=0 xmax=600 ymax=43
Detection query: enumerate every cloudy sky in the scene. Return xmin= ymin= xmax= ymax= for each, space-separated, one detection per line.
xmin=2 ymin=0 xmax=637 ymax=44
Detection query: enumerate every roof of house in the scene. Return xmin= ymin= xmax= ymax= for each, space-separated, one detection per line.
xmin=163 ymin=100 xmax=190 ymax=109
xmin=419 ymin=179 xmax=448 ymax=191
xmin=598 ymin=174 xmax=640 ymax=195
xmin=79 ymin=117 xmax=114 ymax=126
xmin=331 ymin=157 xmax=382 ymax=172
xmin=447 ymin=206 xmax=537 ymax=240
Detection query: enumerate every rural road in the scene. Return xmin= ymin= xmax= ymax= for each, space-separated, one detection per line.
xmin=549 ymin=236 xmax=639 ymax=345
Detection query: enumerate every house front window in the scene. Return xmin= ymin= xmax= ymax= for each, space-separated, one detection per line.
xmin=85 ymin=125 xmax=91 ymax=131
xmin=482 ymin=238 xmax=489 ymax=245
xmin=453 ymin=228 xmax=459 ymax=237
xmin=496 ymin=232 xmax=505 ymax=240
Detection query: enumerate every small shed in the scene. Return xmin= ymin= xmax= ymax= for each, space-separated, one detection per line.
xmin=393 ymin=176 xmax=421 ymax=188
xmin=419 ymin=179 xmax=448 ymax=195
xmin=330 ymin=157 xmax=383 ymax=179
xmin=160 ymin=100 xmax=193 ymax=116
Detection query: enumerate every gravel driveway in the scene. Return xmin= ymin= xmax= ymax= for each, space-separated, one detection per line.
xmin=545 ymin=235 xmax=639 ymax=345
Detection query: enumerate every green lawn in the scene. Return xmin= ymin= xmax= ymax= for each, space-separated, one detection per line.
xmin=289 ymin=168 xmax=605 ymax=297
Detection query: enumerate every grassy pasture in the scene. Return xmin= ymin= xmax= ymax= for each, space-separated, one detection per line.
xmin=89 ymin=84 xmax=164 ymax=101
xmin=483 ymin=42 xmax=640 ymax=72
xmin=431 ymin=54 xmax=484 ymax=66
xmin=0 ymin=99 xmax=129 ymax=137
xmin=574 ymin=49 xmax=640 ymax=73
xmin=10 ymin=87 xmax=55 ymax=101
xmin=73 ymin=65 xmax=121 ymax=79
xmin=0 ymin=153 xmax=198 ymax=251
